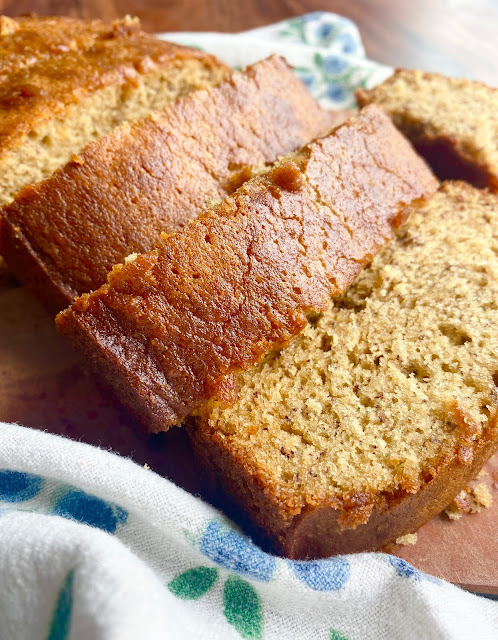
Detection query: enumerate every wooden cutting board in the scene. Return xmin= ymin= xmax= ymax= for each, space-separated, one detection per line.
xmin=1 ymin=282 xmax=497 ymax=594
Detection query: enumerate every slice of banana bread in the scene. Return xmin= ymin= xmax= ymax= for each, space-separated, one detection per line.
xmin=56 ymin=106 xmax=437 ymax=432
xmin=356 ymin=69 xmax=498 ymax=190
xmin=0 ymin=15 xmax=229 ymax=206
xmin=1 ymin=56 xmax=337 ymax=312
xmin=189 ymin=181 xmax=498 ymax=558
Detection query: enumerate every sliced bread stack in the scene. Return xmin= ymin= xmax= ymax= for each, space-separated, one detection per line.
xmin=6 ymin=22 xmax=498 ymax=558
xmin=56 ymin=106 xmax=438 ymax=431
xmin=56 ymin=70 xmax=498 ymax=556
xmin=0 ymin=56 xmax=337 ymax=312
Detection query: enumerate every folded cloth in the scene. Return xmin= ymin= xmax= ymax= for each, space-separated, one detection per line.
xmin=1 ymin=422 xmax=498 ymax=640
xmin=1 ymin=12 xmax=497 ymax=640
xmin=159 ymin=12 xmax=392 ymax=109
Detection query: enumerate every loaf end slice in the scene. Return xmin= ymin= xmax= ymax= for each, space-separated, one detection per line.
xmin=356 ymin=69 xmax=498 ymax=190
xmin=56 ymin=105 xmax=438 ymax=432
xmin=1 ymin=56 xmax=337 ymax=312
xmin=0 ymin=15 xmax=229 ymax=205
xmin=189 ymin=181 xmax=498 ymax=558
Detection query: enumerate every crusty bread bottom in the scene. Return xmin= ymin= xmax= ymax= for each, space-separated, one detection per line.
xmin=0 ymin=59 xmax=225 ymax=205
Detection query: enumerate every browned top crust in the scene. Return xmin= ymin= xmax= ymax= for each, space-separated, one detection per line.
xmin=0 ymin=16 xmax=129 ymax=78
xmin=0 ymin=15 xmax=226 ymax=158
xmin=1 ymin=56 xmax=336 ymax=310
xmin=57 ymin=106 xmax=438 ymax=432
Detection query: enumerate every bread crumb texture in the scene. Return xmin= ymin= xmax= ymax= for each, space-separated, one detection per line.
xmin=396 ymin=533 xmax=418 ymax=546
xmin=198 ymin=182 xmax=498 ymax=510
xmin=445 ymin=482 xmax=493 ymax=520
xmin=473 ymin=483 xmax=493 ymax=509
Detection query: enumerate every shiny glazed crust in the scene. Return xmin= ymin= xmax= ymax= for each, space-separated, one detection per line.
xmin=1 ymin=57 xmax=336 ymax=311
xmin=57 ymin=106 xmax=438 ymax=431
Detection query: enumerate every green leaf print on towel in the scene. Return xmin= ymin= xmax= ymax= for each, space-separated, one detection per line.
xmin=168 ymin=565 xmax=264 ymax=639
xmin=330 ymin=630 xmax=349 ymax=640
xmin=168 ymin=567 xmax=218 ymax=600
xmin=46 ymin=569 xmax=74 ymax=640
xmin=223 ymin=575 xmax=263 ymax=640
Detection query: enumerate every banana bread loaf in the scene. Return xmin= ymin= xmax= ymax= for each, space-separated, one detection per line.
xmin=356 ymin=69 xmax=498 ymax=190
xmin=1 ymin=56 xmax=337 ymax=312
xmin=56 ymin=106 xmax=438 ymax=432
xmin=0 ymin=14 xmax=229 ymax=206
xmin=189 ymin=181 xmax=498 ymax=558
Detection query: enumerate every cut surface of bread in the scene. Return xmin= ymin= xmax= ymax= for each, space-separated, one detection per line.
xmin=356 ymin=69 xmax=498 ymax=190
xmin=189 ymin=181 xmax=498 ymax=559
xmin=1 ymin=56 xmax=337 ymax=312
xmin=0 ymin=15 xmax=229 ymax=205
xmin=56 ymin=106 xmax=437 ymax=432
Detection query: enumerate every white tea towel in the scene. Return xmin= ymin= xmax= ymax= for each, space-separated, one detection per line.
xmin=2 ymin=422 xmax=498 ymax=640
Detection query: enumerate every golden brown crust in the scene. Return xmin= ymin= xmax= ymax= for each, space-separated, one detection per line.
xmin=1 ymin=57 xmax=336 ymax=312
xmin=57 ymin=106 xmax=438 ymax=431
xmin=0 ymin=16 xmax=116 ymax=76
xmin=0 ymin=15 xmax=227 ymax=158
xmin=189 ymin=413 xmax=498 ymax=558
xmin=356 ymin=68 xmax=498 ymax=191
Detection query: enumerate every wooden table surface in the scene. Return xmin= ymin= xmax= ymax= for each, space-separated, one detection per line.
xmin=0 ymin=0 xmax=497 ymax=86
